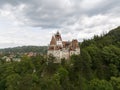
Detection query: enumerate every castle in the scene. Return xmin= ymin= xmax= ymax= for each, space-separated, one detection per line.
xmin=47 ymin=31 xmax=80 ymax=62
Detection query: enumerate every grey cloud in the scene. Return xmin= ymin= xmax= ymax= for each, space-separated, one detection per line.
xmin=0 ymin=0 xmax=120 ymax=29
xmin=0 ymin=42 xmax=21 ymax=49
xmin=0 ymin=0 xmax=120 ymax=48
xmin=77 ymin=0 xmax=120 ymax=16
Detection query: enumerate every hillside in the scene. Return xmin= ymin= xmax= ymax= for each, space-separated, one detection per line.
xmin=81 ymin=26 xmax=120 ymax=48
xmin=0 ymin=26 xmax=120 ymax=90
xmin=0 ymin=46 xmax=47 ymax=54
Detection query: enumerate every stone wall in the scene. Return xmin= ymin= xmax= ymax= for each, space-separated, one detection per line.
xmin=48 ymin=48 xmax=80 ymax=63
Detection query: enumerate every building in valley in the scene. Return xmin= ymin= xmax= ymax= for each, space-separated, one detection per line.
xmin=47 ymin=31 xmax=80 ymax=63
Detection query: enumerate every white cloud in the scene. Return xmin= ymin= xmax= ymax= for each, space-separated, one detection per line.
xmin=0 ymin=0 xmax=120 ymax=48
xmin=80 ymin=0 xmax=104 ymax=10
xmin=60 ymin=14 xmax=120 ymax=42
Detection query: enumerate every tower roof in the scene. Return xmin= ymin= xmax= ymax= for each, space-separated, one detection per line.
xmin=71 ymin=39 xmax=79 ymax=48
xmin=48 ymin=31 xmax=79 ymax=50
xmin=50 ymin=36 xmax=56 ymax=45
xmin=56 ymin=31 xmax=60 ymax=35
xmin=55 ymin=31 xmax=62 ymax=41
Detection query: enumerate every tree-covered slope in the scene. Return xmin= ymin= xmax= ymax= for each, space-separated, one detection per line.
xmin=81 ymin=26 xmax=120 ymax=48
xmin=67 ymin=26 xmax=120 ymax=90
xmin=0 ymin=26 xmax=120 ymax=90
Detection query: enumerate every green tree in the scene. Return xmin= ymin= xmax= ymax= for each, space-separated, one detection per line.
xmin=6 ymin=74 xmax=21 ymax=90
xmin=90 ymin=79 xmax=113 ymax=90
xmin=110 ymin=77 xmax=120 ymax=90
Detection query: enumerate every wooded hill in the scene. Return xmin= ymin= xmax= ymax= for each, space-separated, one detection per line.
xmin=81 ymin=26 xmax=120 ymax=48
xmin=0 ymin=26 xmax=120 ymax=90
xmin=0 ymin=46 xmax=47 ymax=54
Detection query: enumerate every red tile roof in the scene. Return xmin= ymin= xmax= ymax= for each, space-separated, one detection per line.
xmin=50 ymin=36 xmax=56 ymax=45
xmin=48 ymin=32 xmax=79 ymax=51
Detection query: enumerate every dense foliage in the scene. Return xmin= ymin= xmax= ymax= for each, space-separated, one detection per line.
xmin=0 ymin=26 xmax=120 ymax=90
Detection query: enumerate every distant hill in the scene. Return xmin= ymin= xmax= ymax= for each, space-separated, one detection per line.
xmin=0 ymin=26 xmax=120 ymax=90
xmin=0 ymin=46 xmax=47 ymax=54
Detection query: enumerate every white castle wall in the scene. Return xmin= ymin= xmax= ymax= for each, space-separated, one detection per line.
xmin=48 ymin=48 xmax=80 ymax=63
xmin=62 ymin=50 xmax=69 ymax=59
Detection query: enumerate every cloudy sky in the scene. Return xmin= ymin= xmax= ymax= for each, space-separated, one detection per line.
xmin=0 ymin=0 xmax=120 ymax=48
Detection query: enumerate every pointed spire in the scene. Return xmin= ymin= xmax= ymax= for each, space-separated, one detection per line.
xmin=56 ymin=31 xmax=60 ymax=35
xmin=50 ymin=36 xmax=56 ymax=45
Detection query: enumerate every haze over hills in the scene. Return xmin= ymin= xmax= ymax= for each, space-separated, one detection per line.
xmin=0 ymin=46 xmax=47 ymax=54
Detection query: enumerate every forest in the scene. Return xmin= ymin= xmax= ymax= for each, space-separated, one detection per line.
xmin=0 ymin=26 xmax=120 ymax=90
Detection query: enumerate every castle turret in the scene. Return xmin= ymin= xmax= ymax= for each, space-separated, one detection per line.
xmin=55 ymin=31 xmax=63 ymax=46
xmin=48 ymin=31 xmax=80 ymax=63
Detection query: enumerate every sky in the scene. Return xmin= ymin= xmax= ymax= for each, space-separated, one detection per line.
xmin=0 ymin=0 xmax=120 ymax=48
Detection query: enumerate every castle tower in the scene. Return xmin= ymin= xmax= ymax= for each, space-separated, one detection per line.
xmin=55 ymin=31 xmax=63 ymax=47
xmin=48 ymin=31 xmax=63 ymax=50
xmin=48 ymin=31 xmax=80 ymax=63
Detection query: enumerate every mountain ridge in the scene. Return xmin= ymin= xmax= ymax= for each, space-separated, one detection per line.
xmin=0 ymin=46 xmax=47 ymax=54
